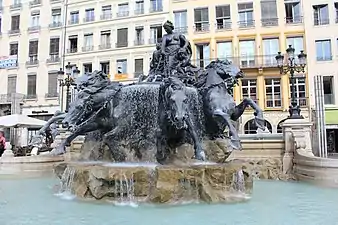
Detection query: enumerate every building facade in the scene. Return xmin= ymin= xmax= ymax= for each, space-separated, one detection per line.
xmin=170 ymin=0 xmax=310 ymax=134
xmin=63 ymin=0 xmax=169 ymax=86
xmin=303 ymin=1 xmax=338 ymax=153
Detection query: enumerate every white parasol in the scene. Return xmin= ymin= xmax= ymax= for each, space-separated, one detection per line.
xmin=0 ymin=114 xmax=46 ymax=128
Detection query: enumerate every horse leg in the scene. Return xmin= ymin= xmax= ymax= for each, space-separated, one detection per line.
xmin=214 ymin=109 xmax=242 ymax=150
xmin=102 ymin=128 xmax=126 ymax=162
xmin=185 ymin=118 xmax=206 ymax=161
xmin=232 ymin=98 xmax=265 ymax=130
xmin=50 ymin=132 xmax=78 ymax=155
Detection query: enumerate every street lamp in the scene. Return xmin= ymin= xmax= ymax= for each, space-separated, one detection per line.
xmin=275 ymin=45 xmax=307 ymax=119
xmin=58 ymin=62 xmax=80 ymax=112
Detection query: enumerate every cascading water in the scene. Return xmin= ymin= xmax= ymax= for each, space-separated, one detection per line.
xmin=113 ymin=172 xmax=137 ymax=207
xmin=56 ymin=166 xmax=76 ymax=200
xmin=232 ymin=169 xmax=246 ymax=192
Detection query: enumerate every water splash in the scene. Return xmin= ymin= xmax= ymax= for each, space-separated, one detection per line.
xmin=112 ymin=171 xmax=138 ymax=207
xmin=55 ymin=167 xmax=76 ymax=200
xmin=232 ymin=169 xmax=246 ymax=192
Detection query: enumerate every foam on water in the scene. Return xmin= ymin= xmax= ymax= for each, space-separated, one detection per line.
xmin=102 ymin=162 xmax=159 ymax=169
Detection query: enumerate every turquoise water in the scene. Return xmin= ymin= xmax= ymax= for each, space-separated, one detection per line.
xmin=0 ymin=177 xmax=338 ymax=225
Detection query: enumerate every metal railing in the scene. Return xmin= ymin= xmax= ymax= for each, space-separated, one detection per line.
xmin=45 ymin=92 xmax=59 ymax=98
xmin=82 ymin=46 xmax=94 ymax=52
xmin=261 ymin=18 xmax=278 ymax=27
xmin=216 ymin=22 xmax=231 ymax=30
xmin=25 ymin=94 xmax=37 ymax=100
xmin=10 ymin=3 xmax=22 ymax=10
xmin=49 ymin=22 xmax=62 ymax=28
xmin=8 ymin=29 xmax=20 ymax=35
xmin=117 ymin=11 xmax=129 ymax=17
xmin=68 ymin=19 xmax=79 ymax=25
xmin=134 ymin=8 xmax=144 ymax=15
xmin=29 ymin=0 xmax=41 ymax=7
xmin=193 ymin=23 xmax=209 ymax=32
xmin=83 ymin=16 xmax=95 ymax=23
xmin=67 ymin=48 xmax=77 ymax=53
xmin=100 ymin=14 xmax=112 ymax=20
xmin=46 ymin=54 xmax=60 ymax=63
xmin=174 ymin=26 xmax=188 ymax=34
xmin=26 ymin=56 xmax=39 ymax=66
xmin=28 ymin=26 xmax=40 ymax=32
xmin=285 ymin=16 xmax=303 ymax=24
xmin=99 ymin=43 xmax=111 ymax=50
xmin=149 ymin=6 xmax=162 ymax=13
xmin=316 ymin=56 xmax=332 ymax=61
xmin=314 ymin=18 xmax=330 ymax=26
xmin=238 ymin=20 xmax=255 ymax=28
xmin=149 ymin=38 xmax=162 ymax=44
xmin=134 ymin=39 xmax=144 ymax=46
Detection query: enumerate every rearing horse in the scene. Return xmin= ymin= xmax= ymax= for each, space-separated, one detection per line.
xmin=196 ymin=59 xmax=266 ymax=150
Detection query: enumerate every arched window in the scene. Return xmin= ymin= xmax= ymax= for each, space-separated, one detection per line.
xmin=244 ymin=119 xmax=272 ymax=134
xmin=277 ymin=119 xmax=287 ymax=133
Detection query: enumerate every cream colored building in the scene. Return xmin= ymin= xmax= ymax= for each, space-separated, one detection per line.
xmin=64 ymin=0 xmax=169 ymax=84
xmin=169 ymin=0 xmax=309 ymax=134
xmin=303 ymin=1 xmax=338 ymax=152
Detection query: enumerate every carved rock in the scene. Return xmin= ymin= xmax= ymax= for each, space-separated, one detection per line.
xmin=55 ymin=161 xmax=252 ymax=204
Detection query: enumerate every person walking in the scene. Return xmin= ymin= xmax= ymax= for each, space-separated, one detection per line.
xmin=0 ymin=130 xmax=6 ymax=157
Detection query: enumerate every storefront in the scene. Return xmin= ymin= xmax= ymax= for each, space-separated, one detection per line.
xmin=326 ymin=109 xmax=338 ymax=154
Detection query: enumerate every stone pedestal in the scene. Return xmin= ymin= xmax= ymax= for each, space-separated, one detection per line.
xmin=1 ymin=142 xmax=14 ymax=158
xmin=282 ymin=119 xmax=313 ymax=174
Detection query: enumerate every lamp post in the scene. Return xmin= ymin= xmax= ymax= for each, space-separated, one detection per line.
xmin=58 ymin=62 xmax=80 ymax=112
xmin=275 ymin=45 xmax=307 ymax=119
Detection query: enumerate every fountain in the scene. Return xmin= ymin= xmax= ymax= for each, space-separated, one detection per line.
xmin=50 ymin=20 xmax=268 ymax=204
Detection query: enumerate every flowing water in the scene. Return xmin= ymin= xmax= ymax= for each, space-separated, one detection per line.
xmin=1 ymin=176 xmax=338 ymax=225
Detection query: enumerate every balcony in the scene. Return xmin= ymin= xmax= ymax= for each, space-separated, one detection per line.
xmin=317 ymin=55 xmax=333 ymax=61
xmin=83 ymin=16 xmax=95 ymax=23
xmin=45 ymin=92 xmax=59 ymax=98
xmin=216 ymin=22 xmax=231 ymax=30
xmin=134 ymin=39 xmax=144 ymax=46
xmin=238 ymin=20 xmax=255 ymax=29
xmin=25 ymin=94 xmax=37 ymax=100
xmin=50 ymin=0 xmax=62 ymax=3
xmin=134 ymin=8 xmax=144 ymax=15
xmin=324 ymin=94 xmax=335 ymax=105
xmin=28 ymin=26 xmax=41 ymax=33
xmin=194 ymin=23 xmax=210 ymax=32
xmin=117 ymin=11 xmax=129 ymax=17
xmin=149 ymin=38 xmax=162 ymax=44
xmin=116 ymin=42 xmax=128 ymax=48
xmin=10 ymin=3 xmax=22 ymax=10
xmin=26 ymin=56 xmax=39 ymax=66
xmin=0 ymin=93 xmax=25 ymax=104
xmin=100 ymin=14 xmax=112 ymax=20
xmin=46 ymin=54 xmax=60 ymax=64
xmin=99 ymin=43 xmax=111 ymax=50
xmin=8 ymin=29 xmax=20 ymax=36
xmin=67 ymin=48 xmax=77 ymax=53
xmin=285 ymin=16 xmax=303 ymax=25
xmin=69 ymin=19 xmax=79 ymax=25
xmin=314 ymin=18 xmax=330 ymax=26
xmin=49 ymin=22 xmax=62 ymax=28
xmin=82 ymin=46 xmax=94 ymax=52
xmin=149 ymin=6 xmax=162 ymax=13
xmin=175 ymin=26 xmax=188 ymax=34
xmin=261 ymin=18 xmax=278 ymax=27
xmin=29 ymin=0 xmax=41 ymax=7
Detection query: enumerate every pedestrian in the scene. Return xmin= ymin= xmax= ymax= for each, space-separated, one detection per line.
xmin=0 ymin=130 xmax=6 ymax=157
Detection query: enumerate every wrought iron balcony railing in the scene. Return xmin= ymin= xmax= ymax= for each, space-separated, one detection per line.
xmin=82 ymin=46 xmax=94 ymax=52
xmin=49 ymin=22 xmax=62 ymax=28
xmin=117 ymin=11 xmax=129 ymax=17
xmin=134 ymin=39 xmax=144 ymax=46
xmin=67 ymin=48 xmax=77 ymax=53
xmin=10 ymin=3 xmax=22 ymax=10
xmin=83 ymin=16 xmax=95 ymax=23
xmin=193 ymin=23 xmax=210 ymax=32
xmin=46 ymin=54 xmax=60 ymax=63
xmin=149 ymin=6 xmax=162 ymax=13
xmin=69 ymin=19 xmax=79 ymax=25
xmin=261 ymin=18 xmax=278 ymax=27
xmin=29 ymin=0 xmax=41 ymax=7
xmin=28 ymin=26 xmax=41 ymax=32
xmin=216 ymin=22 xmax=231 ymax=30
xmin=285 ymin=16 xmax=303 ymax=24
xmin=238 ymin=20 xmax=255 ymax=28
xmin=45 ymin=92 xmax=59 ymax=98
xmin=100 ymin=14 xmax=112 ymax=20
xmin=99 ymin=43 xmax=111 ymax=50
xmin=314 ymin=18 xmax=330 ymax=26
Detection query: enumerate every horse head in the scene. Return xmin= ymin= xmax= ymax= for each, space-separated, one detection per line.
xmin=163 ymin=76 xmax=189 ymax=130
xmin=206 ymin=59 xmax=244 ymax=81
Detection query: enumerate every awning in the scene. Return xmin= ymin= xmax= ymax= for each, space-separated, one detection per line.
xmin=325 ymin=109 xmax=338 ymax=125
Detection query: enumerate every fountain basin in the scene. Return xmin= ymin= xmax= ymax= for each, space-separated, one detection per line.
xmin=54 ymin=161 xmax=252 ymax=204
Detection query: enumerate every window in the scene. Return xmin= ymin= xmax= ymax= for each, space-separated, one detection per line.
xmin=48 ymin=72 xmax=58 ymax=97
xmin=70 ymin=11 xmax=79 ymax=24
xmin=11 ymin=15 xmax=20 ymax=31
xmin=0 ymin=17 xmax=2 ymax=34
xmin=277 ymin=119 xmax=287 ymax=133
xmin=27 ymin=74 xmax=37 ymax=98
xmin=195 ymin=43 xmax=210 ymax=68
xmin=323 ymin=76 xmax=335 ymax=104
xmin=174 ymin=10 xmax=187 ymax=33
xmin=150 ymin=25 xmax=162 ymax=44
xmin=313 ymin=4 xmax=329 ymax=25
xmin=117 ymin=3 xmax=129 ymax=17
xmin=244 ymin=119 xmax=272 ymax=134
xmin=68 ymin=35 xmax=78 ymax=53
xmin=9 ymin=43 xmax=18 ymax=55
xmin=335 ymin=3 xmax=338 ymax=23
xmin=260 ymin=0 xmax=278 ymax=26
xmin=134 ymin=58 xmax=143 ymax=77
xmin=135 ymin=0 xmax=144 ymax=14
xmin=49 ymin=37 xmax=60 ymax=56
xmin=286 ymin=36 xmax=304 ymax=64
xmin=290 ymin=77 xmax=307 ymax=106
xmin=30 ymin=11 xmax=40 ymax=27
xmin=239 ymin=40 xmax=255 ymax=67
xmin=101 ymin=5 xmax=112 ymax=19
xmin=265 ymin=78 xmax=282 ymax=108
xmin=194 ymin=8 xmax=209 ymax=32
xmin=238 ymin=2 xmax=254 ymax=28
xmin=241 ymin=79 xmax=257 ymax=102
xmin=262 ymin=38 xmax=279 ymax=66
xmin=315 ymin=40 xmax=332 ymax=61
xmin=100 ymin=62 xmax=110 ymax=75
xmin=150 ymin=0 xmax=162 ymax=12
xmin=116 ymin=28 xmax=128 ymax=47
xmin=7 ymin=76 xmax=17 ymax=94
xmin=85 ymin=8 xmax=95 ymax=22
xmin=285 ymin=0 xmax=301 ymax=24
xmin=83 ymin=33 xmax=93 ymax=51
xmin=216 ymin=42 xmax=232 ymax=59
xmin=51 ymin=8 xmax=62 ymax=26
xmin=100 ymin=30 xmax=111 ymax=49
xmin=28 ymin=40 xmax=38 ymax=61
xmin=135 ymin=26 xmax=144 ymax=45
xmin=215 ymin=5 xmax=231 ymax=29
xmin=83 ymin=63 xmax=92 ymax=73
xmin=116 ymin=59 xmax=127 ymax=74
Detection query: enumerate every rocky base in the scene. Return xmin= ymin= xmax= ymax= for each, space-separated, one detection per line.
xmin=54 ymin=160 xmax=252 ymax=204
